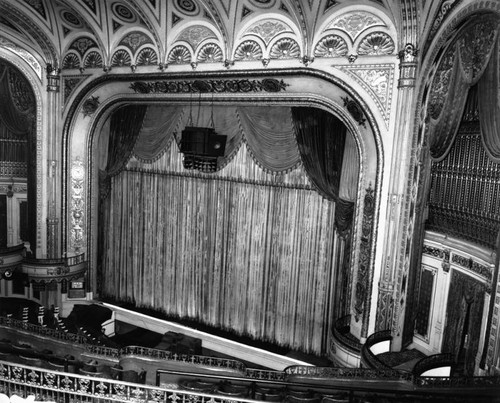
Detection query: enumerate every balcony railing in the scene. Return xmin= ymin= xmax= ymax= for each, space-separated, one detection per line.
xmin=360 ymin=330 xmax=393 ymax=370
xmin=332 ymin=315 xmax=362 ymax=352
xmin=412 ymin=353 xmax=455 ymax=377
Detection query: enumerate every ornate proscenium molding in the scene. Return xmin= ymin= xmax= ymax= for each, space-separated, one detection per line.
xmin=129 ymin=78 xmax=289 ymax=94
xmin=342 ymin=96 xmax=366 ymax=128
xmin=398 ymin=43 xmax=418 ymax=88
xmin=21 ymin=254 xmax=87 ymax=284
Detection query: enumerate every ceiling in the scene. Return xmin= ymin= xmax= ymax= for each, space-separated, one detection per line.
xmin=0 ymin=0 xmax=455 ymax=74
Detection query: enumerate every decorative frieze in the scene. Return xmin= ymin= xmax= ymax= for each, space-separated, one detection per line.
xmin=451 ymin=253 xmax=492 ymax=282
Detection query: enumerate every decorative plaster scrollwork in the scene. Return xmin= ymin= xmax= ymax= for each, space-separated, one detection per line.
xmin=428 ymin=46 xmax=455 ymax=120
xmin=328 ymin=12 xmax=385 ymax=41
xmin=119 ymin=32 xmax=152 ymax=52
xmin=176 ymin=25 xmax=217 ymax=49
xmin=245 ymin=20 xmax=293 ymax=45
xmin=0 ymin=36 xmax=42 ymax=80
xmin=70 ymin=158 xmax=85 ymax=254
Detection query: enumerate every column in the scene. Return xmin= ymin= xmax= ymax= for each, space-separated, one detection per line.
xmin=375 ymin=43 xmax=418 ymax=350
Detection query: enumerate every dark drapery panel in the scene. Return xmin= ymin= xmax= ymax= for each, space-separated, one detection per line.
xmin=292 ymin=107 xmax=346 ymax=201
xmin=0 ymin=63 xmax=33 ymax=135
xmin=428 ymin=16 xmax=498 ymax=161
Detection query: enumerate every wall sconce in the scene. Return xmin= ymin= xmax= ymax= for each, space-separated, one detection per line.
xmin=6 ymin=178 xmax=14 ymax=198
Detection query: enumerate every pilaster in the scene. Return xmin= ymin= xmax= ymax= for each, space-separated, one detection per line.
xmin=45 ymin=64 xmax=61 ymax=259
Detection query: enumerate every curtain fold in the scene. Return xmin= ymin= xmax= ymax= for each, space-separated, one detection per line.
xmin=132 ymin=105 xmax=184 ymax=162
xmin=479 ymin=40 xmax=500 ymax=162
xmin=292 ymin=107 xmax=346 ymax=201
xmin=0 ymin=63 xmax=33 ymax=135
xmin=429 ymin=17 xmax=498 ymax=161
xmin=237 ymin=106 xmax=301 ymax=172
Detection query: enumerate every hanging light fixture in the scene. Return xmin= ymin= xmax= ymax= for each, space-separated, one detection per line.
xmin=179 ymin=81 xmax=227 ymax=173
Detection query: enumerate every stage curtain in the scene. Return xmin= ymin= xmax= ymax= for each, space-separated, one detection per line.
xmin=0 ymin=63 xmax=32 ymax=135
xmin=479 ymin=40 xmax=500 ymax=162
xmin=237 ymin=107 xmax=301 ymax=172
xmin=102 ymin=166 xmax=336 ymax=354
xmin=132 ymin=105 xmax=184 ymax=162
xmin=292 ymin=107 xmax=346 ymax=201
xmin=429 ymin=17 xmax=498 ymax=161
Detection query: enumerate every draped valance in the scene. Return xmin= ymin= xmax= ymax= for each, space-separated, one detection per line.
xmin=428 ymin=16 xmax=499 ymax=161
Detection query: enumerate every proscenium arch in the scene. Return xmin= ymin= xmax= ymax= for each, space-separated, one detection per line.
xmin=0 ymin=48 xmax=44 ymax=256
xmin=62 ymin=68 xmax=384 ymax=338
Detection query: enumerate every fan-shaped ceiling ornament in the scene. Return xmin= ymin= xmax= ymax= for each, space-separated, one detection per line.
xmin=176 ymin=25 xmax=218 ymax=49
xmin=167 ymin=45 xmax=191 ymax=64
xmin=234 ymin=40 xmax=263 ymax=60
xmin=314 ymin=35 xmax=348 ymax=57
xmin=111 ymin=49 xmax=132 ymax=67
xmin=357 ymin=32 xmax=395 ymax=55
xmin=84 ymin=51 xmax=103 ymax=68
xmin=328 ymin=11 xmax=385 ymax=41
xmin=269 ymin=38 xmax=300 ymax=59
xmin=62 ymin=53 xmax=80 ymax=69
xmin=244 ymin=19 xmax=293 ymax=45
xmin=136 ymin=47 xmax=158 ymax=65
xmin=197 ymin=43 xmax=223 ymax=63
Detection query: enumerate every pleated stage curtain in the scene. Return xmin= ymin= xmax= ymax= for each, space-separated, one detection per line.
xmin=102 ymin=168 xmax=336 ymax=353
xmin=99 ymin=105 xmax=359 ymax=354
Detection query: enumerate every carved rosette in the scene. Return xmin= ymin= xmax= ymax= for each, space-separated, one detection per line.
xmin=70 ymin=158 xmax=85 ymax=254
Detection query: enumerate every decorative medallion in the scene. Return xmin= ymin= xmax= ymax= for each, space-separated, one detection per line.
xmin=357 ymin=32 xmax=395 ymax=55
xmin=111 ymin=49 xmax=132 ymax=67
xmin=249 ymin=0 xmax=276 ymax=9
xmin=174 ymin=0 xmax=200 ymax=16
xmin=176 ymin=25 xmax=218 ymax=49
xmin=245 ymin=20 xmax=293 ymax=45
xmin=112 ymin=3 xmax=137 ymax=23
xmin=119 ymin=31 xmax=153 ymax=53
xmin=61 ymin=11 xmax=83 ymax=28
xmin=197 ymin=43 xmax=223 ymax=63
xmin=167 ymin=45 xmax=191 ymax=64
xmin=234 ymin=40 xmax=263 ymax=61
xmin=83 ymin=51 xmax=103 ymax=68
xmin=328 ymin=12 xmax=385 ymax=41
xmin=130 ymin=78 xmax=289 ymax=94
xmin=269 ymin=38 xmax=300 ymax=59
xmin=136 ymin=47 xmax=158 ymax=65
xmin=342 ymin=96 xmax=366 ymax=128
xmin=314 ymin=35 xmax=348 ymax=57
xmin=69 ymin=37 xmax=98 ymax=57
xmin=81 ymin=96 xmax=100 ymax=117
xmin=62 ymin=53 xmax=80 ymax=69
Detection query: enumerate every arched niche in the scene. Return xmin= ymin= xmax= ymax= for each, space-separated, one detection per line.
xmin=62 ymin=69 xmax=383 ymax=348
